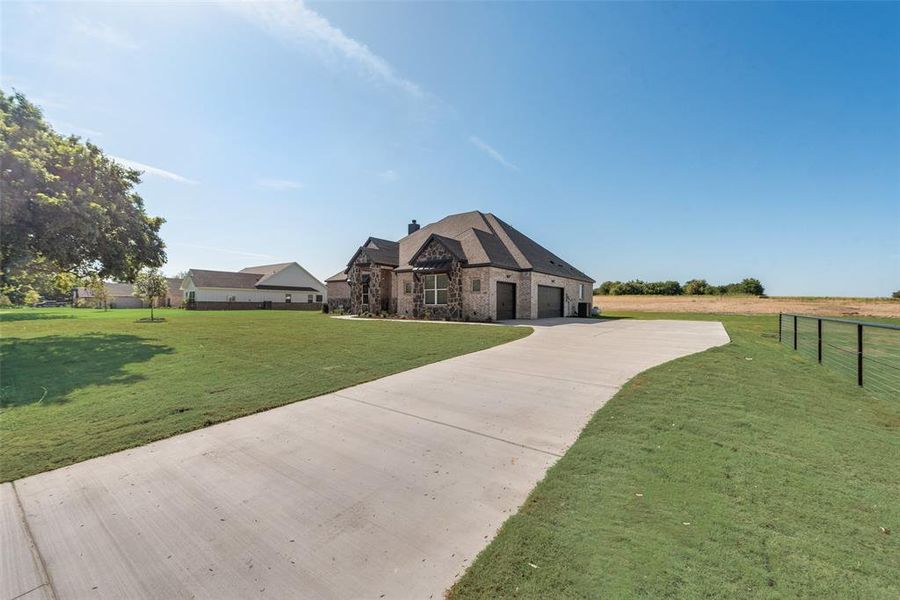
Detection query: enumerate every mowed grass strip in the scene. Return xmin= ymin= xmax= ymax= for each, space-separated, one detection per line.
xmin=0 ymin=308 xmax=530 ymax=481
xmin=450 ymin=313 xmax=899 ymax=599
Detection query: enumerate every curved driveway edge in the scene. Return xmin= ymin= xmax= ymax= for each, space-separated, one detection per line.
xmin=3 ymin=318 xmax=728 ymax=600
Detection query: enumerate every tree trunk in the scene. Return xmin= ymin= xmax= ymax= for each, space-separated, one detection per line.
xmin=150 ymin=299 xmax=154 ymax=321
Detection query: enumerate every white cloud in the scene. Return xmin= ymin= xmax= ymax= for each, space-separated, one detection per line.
xmin=110 ymin=156 xmax=197 ymax=184
xmin=377 ymin=169 xmax=398 ymax=183
xmin=469 ymin=136 xmax=519 ymax=171
xmin=257 ymin=178 xmax=304 ymax=191
xmin=73 ymin=18 xmax=139 ymax=51
xmin=225 ymin=0 xmax=423 ymax=98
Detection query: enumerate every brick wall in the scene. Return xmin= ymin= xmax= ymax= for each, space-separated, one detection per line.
xmin=190 ymin=301 xmax=322 ymax=311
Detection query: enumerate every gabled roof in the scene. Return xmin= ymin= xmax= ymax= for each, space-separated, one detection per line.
xmin=325 ymin=270 xmax=348 ymax=282
xmin=188 ymin=269 xmax=263 ymax=289
xmin=239 ymin=263 xmax=293 ymax=275
xmin=408 ymin=233 xmax=467 ymax=265
xmin=384 ymin=211 xmax=593 ymax=282
xmin=347 ymin=237 xmax=400 ymax=267
xmin=491 ymin=215 xmax=593 ymax=282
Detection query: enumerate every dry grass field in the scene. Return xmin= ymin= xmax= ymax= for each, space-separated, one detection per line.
xmin=592 ymin=295 xmax=900 ymax=318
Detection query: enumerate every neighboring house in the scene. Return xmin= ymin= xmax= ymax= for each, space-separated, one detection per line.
xmin=334 ymin=211 xmax=594 ymax=321
xmin=325 ymin=271 xmax=350 ymax=311
xmin=181 ymin=262 xmax=326 ymax=310
xmin=73 ymin=282 xmax=143 ymax=308
xmin=164 ymin=278 xmax=183 ymax=308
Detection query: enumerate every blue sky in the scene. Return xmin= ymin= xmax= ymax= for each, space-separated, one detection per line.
xmin=3 ymin=1 xmax=898 ymax=296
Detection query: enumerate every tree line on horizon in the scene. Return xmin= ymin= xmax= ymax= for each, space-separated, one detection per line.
xmin=594 ymin=278 xmax=766 ymax=297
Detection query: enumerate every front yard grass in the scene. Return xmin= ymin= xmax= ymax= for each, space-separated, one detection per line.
xmin=0 ymin=308 xmax=530 ymax=481
xmin=450 ymin=312 xmax=899 ymax=599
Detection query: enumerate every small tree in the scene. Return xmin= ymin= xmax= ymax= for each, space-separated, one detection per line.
xmin=683 ymin=279 xmax=709 ymax=295
xmin=738 ymin=278 xmax=765 ymax=296
xmin=24 ymin=289 xmax=41 ymax=306
xmin=85 ymin=275 xmax=110 ymax=310
xmin=133 ymin=269 xmax=168 ymax=321
xmin=892 ymin=290 xmax=900 ymax=299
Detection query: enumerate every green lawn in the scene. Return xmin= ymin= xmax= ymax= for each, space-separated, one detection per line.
xmin=0 ymin=308 xmax=530 ymax=481
xmin=451 ymin=312 xmax=899 ymax=599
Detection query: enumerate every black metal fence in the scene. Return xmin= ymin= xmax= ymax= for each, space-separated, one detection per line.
xmin=779 ymin=313 xmax=899 ymax=399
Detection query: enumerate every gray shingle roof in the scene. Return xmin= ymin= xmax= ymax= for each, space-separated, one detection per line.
xmin=239 ymin=263 xmax=293 ymax=275
xmin=188 ymin=269 xmax=263 ymax=289
xmin=325 ymin=270 xmax=348 ymax=282
xmin=376 ymin=211 xmax=593 ymax=282
xmin=491 ymin=216 xmax=594 ymax=282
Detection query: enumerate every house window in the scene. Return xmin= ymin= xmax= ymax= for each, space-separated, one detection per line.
xmin=423 ymin=273 xmax=449 ymax=305
xmin=362 ymin=284 xmax=369 ymax=306
xmin=307 ymin=294 xmax=314 ymax=303
xmin=285 ymin=293 xmax=292 ymax=303
xmin=472 ymin=278 xmax=481 ymax=292
xmin=404 ymin=281 xmax=412 ymax=294
xmin=578 ymin=284 xmax=584 ymax=300
xmin=187 ymin=291 xmax=195 ymax=301
xmin=315 ymin=294 xmax=323 ymax=303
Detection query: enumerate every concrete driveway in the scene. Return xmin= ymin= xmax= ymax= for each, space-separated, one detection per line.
xmin=2 ymin=318 xmax=728 ymax=600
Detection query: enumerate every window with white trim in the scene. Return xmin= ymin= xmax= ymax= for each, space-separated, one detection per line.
xmin=308 ymin=294 xmax=314 ymax=303
xmin=578 ymin=284 xmax=584 ymax=300
xmin=404 ymin=281 xmax=412 ymax=294
xmin=423 ymin=273 xmax=449 ymax=305
xmin=472 ymin=278 xmax=481 ymax=292
xmin=285 ymin=293 xmax=292 ymax=303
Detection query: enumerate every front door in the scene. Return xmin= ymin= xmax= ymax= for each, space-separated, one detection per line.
xmin=496 ymin=282 xmax=516 ymax=320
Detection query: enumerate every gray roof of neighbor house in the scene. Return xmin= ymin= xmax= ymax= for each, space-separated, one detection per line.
xmin=187 ymin=264 xmax=322 ymax=292
xmin=75 ymin=282 xmax=136 ymax=298
xmin=325 ymin=270 xmax=348 ymax=282
xmin=187 ymin=269 xmax=263 ymax=289
xmin=357 ymin=211 xmax=594 ymax=282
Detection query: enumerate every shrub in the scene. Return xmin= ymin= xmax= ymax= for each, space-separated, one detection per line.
xmin=738 ymin=278 xmax=765 ymax=295
xmin=684 ymin=279 xmax=709 ymax=295
xmin=893 ymin=290 xmax=900 ymax=299
xmin=611 ymin=280 xmax=646 ymax=295
xmin=0 ymin=294 xmax=12 ymax=308
xmin=24 ymin=289 xmax=41 ymax=306
xmin=594 ymin=281 xmax=620 ymax=296
xmin=644 ymin=280 xmax=683 ymax=295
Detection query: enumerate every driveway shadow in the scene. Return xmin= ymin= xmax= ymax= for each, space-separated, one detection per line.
xmin=0 ymin=334 xmax=174 ymax=407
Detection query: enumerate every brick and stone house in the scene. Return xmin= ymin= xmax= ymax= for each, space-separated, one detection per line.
xmin=324 ymin=271 xmax=350 ymax=312
xmin=181 ymin=262 xmax=326 ymax=310
xmin=334 ymin=211 xmax=594 ymax=321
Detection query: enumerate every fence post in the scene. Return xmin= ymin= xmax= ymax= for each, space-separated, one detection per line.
xmin=857 ymin=324 xmax=863 ymax=387
xmin=778 ymin=313 xmax=782 ymax=343
xmin=793 ymin=315 xmax=798 ymax=350
xmin=817 ymin=318 xmax=822 ymax=363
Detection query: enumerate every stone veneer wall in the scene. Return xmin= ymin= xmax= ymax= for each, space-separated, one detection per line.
xmin=410 ymin=239 xmax=463 ymax=320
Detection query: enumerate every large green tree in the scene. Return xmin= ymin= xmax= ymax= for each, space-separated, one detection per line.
xmin=0 ymin=90 xmax=165 ymax=296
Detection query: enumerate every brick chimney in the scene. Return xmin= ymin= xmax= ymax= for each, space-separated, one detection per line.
xmin=408 ymin=219 xmax=420 ymax=234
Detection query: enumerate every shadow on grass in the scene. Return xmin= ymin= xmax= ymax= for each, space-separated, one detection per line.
xmin=0 ymin=333 xmax=174 ymax=408
xmin=0 ymin=312 xmax=75 ymax=323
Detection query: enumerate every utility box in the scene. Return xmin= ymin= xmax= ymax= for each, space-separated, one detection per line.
xmin=577 ymin=302 xmax=590 ymax=318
